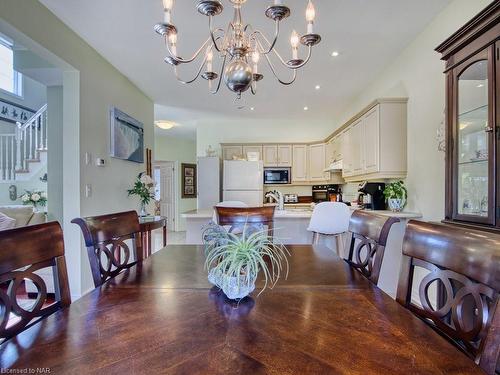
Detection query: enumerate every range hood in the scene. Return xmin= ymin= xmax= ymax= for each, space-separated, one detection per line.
xmin=323 ymin=160 xmax=343 ymax=172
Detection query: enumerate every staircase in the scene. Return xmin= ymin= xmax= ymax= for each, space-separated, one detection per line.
xmin=0 ymin=104 xmax=48 ymax=182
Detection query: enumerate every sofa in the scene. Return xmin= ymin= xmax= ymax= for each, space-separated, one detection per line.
xmin=0 ymin=205 xmax=46 ymax=228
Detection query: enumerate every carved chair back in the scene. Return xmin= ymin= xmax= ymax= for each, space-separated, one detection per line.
xmin=72 ymin=211 xmax=142 ymax=288
xmin=397 ymin=220 xmax=500 ymax=375
xmin=0 ymin=222 xmax=71 ymax=343
xmin=345 ymin=210 xmax=399 ymax=284
xmin=215 ymin=206 xmax=275 ymax=240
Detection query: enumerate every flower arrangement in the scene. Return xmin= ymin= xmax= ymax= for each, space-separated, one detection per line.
xmin=383 ymin=181 xmax=407 ymax=212
xmin=127 ymin=173 xmax=155 ymax=216
xmin=203 ymin=222 xmax=290 ymax=300
xmin=20 ymin=190 xmax=47 ymax=209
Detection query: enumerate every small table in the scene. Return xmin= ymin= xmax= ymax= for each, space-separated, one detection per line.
xmin=139 ymin=216 xmax=167 ymax=258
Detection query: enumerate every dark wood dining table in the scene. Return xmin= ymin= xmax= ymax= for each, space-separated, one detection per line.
xmin=0 ymin=245 xmax=483 ymax=374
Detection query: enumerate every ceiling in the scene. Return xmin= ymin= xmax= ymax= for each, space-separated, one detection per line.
xmin=39 ymin=0 xmax=451 ymax=139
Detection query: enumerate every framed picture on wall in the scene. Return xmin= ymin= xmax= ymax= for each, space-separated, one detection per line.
xmin=181 ymin=163 xmax=197 ymax=198
xmin=109 ymin=107 xmax=144 ymax=163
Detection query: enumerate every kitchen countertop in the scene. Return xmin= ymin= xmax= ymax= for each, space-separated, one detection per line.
xmin=182 ymin=208 xmax=422 ymax=220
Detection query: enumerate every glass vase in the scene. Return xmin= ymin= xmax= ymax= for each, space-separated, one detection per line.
xmin=139 ymin=202 xmax=148 ymax=217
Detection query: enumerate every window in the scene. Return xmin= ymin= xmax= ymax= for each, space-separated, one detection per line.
xmin=0 ymin=36 xmax=22 ymax=97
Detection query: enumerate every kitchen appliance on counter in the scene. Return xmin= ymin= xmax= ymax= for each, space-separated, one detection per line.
xmin=312 ymin=185 xmax=342 ymax=203
xmin=284 ymin=194 xmax=299 ymax=203
xmin=223 ymin=160 xmax=264 ymax=206
xmin=263 ymin=168 xmax=291 ymax=185
xmin=357 ymin=181 xmax=386 ymax=210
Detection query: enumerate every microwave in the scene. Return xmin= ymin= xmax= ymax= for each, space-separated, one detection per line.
xmin=264 ymin=168 xmax=291 ymax=184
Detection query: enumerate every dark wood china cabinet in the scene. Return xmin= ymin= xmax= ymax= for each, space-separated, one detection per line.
xmin=436 ymin=1 xmax=500 ymax=230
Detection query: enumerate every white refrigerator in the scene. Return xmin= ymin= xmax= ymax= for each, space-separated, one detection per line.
xmin=223 ymin=160 xmax=264 ymax=206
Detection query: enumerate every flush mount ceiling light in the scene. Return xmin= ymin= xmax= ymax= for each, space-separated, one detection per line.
xmin=154 ymin=0 xmax=322 ymax=100
xmin=155 ymin=120 xmax=177 ymax=130
xmin=331 ymin=51 xmax=339 ymax=57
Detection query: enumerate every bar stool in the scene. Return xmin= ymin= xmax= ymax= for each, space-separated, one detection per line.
xmin=307 ymin=202 xmax=351 ymax=255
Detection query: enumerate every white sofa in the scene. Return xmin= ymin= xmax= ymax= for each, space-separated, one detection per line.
xmin=0 ymin=205 xmax=46 ymax=228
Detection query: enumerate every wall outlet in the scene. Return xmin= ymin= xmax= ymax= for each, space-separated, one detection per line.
xmin=85 ymin=184 xmax=92 ymax=198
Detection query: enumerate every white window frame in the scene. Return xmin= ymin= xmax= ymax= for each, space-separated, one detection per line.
xmin=0 ymin=36 xmax=23 ymax=98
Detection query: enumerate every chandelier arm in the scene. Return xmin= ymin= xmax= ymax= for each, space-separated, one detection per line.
xmin=209 ymin=55 xmax=227 ymax=95
xmin=208 ymin=16 xmax=225 ymax=53
xmin=256 ymin=38 xmax=312 ymax=70
xmin=166 ymin=37 xmax=212 ymax=64
xmin=261 ymin=46 xmax=297 ymax=85
xmin=173 ymin=54 xmax=209 ymax=84
xmin=247 ymin=20 xmax=280 ymax=55
xmin=287 ymin=46 xmax=312 ymax=70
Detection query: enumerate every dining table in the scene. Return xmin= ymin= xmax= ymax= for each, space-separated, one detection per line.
xmin=0 ymin=245 xmax=484 ymax=374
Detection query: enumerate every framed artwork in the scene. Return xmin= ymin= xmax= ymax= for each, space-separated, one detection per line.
xmin=109 ymin=107 xmax=144 ymax=163
xmin=0 ymin=99 xmax=35 ymax=124
xmin=182 ymin=163 xmax=197 ymax=198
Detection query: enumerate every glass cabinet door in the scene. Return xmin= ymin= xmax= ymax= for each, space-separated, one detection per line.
xmin=453 ymin=48 xmax=494 ymax=224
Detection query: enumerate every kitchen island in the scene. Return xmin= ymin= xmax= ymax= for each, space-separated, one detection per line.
xmin=181 ymin=207 xmax=421 ymax=299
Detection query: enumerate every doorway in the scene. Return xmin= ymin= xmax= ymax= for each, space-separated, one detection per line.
xmin=154 ymin=161 xmax=176 ymax=231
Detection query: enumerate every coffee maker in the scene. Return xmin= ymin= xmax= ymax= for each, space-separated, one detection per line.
xmin=357 ymin=182 xmax=386 ymax=210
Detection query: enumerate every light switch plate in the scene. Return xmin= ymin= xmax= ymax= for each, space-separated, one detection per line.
xmin=96 ymin=158 xmax=106 ymax=167
xmin=85 ymin=184 xmax=92 ymax=198
xmin=85 ymin=152 xmax=91 ymax=165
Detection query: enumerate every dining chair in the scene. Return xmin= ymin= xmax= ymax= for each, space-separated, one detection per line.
xmin=397 ymin=220 xmax=500 ymax=375
xmin=0 ymin=222 xmax=71 ymax=343
xmin=72 ymin=210 xmax=142 ymax=288
xmin=215 ymin=206 xmax=276 ymax=240
xmin=212 ymin=201 xmax=248 ymax=223
xmin=344 ymin=210 xmax=400 ymax=284
xmin=307 ymin=202 xmax=351 ymax=254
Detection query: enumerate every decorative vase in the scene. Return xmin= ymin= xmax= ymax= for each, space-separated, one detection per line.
xmin=388 ymin=198 xmax=404 ymax=212
xmin=139 ymin=202 xmax=148 ymax=217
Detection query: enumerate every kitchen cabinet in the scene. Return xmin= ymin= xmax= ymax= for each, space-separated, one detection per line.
xmin=325 ymin=139 xmax=334 ymax=165
xmin=309 ymin=143 xmax=327 ymax=181
xmin=436 ymin=2 xmax=500 ymax=230
xmin=263 ymin=145 xmax=292 ymax=166
xmin=292 ymin=145 xmax=308 ymax=182
xmin=363 ymin=106 xmax=380 ymax=173
xmin=222 ymin=145 xmax=243 ymax=161
xmin=332 ymin=134 xmax=343 ymax=162
xmin=243 ymin=145 xmax=263 ymax=160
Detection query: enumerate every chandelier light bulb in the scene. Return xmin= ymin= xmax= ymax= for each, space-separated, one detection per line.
xmin=163 ymin=0 xmax=174 ymax=11
xmin=252 ymin=51 xmax=260 ymax=74
xmin=290 ymin=30 xmax=299 ymax=49
xmin=168 ymin=32 xmax=177 ymax=45
xmin=207 ymin=49 xmax=213 ymax=71
xmin=306 ymin=1 xmax=315 ymax=33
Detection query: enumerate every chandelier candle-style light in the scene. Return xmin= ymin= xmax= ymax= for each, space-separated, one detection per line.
xmin=154 ymin=0 xmax=321 ymax=99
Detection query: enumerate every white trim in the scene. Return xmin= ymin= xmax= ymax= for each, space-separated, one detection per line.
xmin=153 ymin=160 xmax=178 ymax=232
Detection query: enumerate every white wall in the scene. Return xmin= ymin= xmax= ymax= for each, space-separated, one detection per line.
xmin=0 ymin=0 xmax=154 ymax=298
xmin=155 ymin=135 xmax=196 ymax=231
xmin=333 ymin=0 xmax=491 ymax=221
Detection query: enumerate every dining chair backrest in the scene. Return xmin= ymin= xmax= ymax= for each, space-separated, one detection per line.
xmin=212 ymin=201 xmax=248 ymax=223
xmin=72 ymin=211 xmax=142 ymax=288
xmin=397 ymin=220 xmax=500 ymax=375
xmin=307 ymin=202 xmax=351 ymax=235
xmin=345 ymin=210 xmax=399 ymax=284
xmin=215 ymin=206 xmax=275 ymax=240
xmin=0 ymin=222 xmax=71 ymax=342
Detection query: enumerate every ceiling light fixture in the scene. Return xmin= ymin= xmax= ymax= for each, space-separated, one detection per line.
xmin=154 ymin=0 xmax=322 ymax=100
xmin=304 ymin=106 xmax=309 ymax=111
xmin=155 ymin=120 xmax=177 ymax=130
xmin=250 ymin=107 xmax=255 ymax=111
xmin=331 ymin=51 xmax=339 ymax=57
xmin=315 ymin=84 xmax=320 ymax=90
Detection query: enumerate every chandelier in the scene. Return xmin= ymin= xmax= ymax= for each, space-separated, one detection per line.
xmin=154 ymin=0 xmax=321 ymax=99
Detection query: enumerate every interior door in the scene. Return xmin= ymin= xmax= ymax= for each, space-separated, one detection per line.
xmin=452 ymin=46 xmax=495 ymax=225
xmin=154 ymin=163 xmax=175 ymax=231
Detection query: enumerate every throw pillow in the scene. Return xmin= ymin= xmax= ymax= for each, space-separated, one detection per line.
xmin=0 ymin=212 xmax=16 ymax=231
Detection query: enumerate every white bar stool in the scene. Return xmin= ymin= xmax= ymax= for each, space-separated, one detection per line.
xmin=307 ymin=202 xmax=351 ymax=255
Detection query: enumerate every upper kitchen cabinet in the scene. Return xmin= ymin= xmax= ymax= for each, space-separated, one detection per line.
xmin=309 ymin=143 xmax=328 ymax=181
xmin=292 ymin=145 xmax=308 ymax=182
xmin=263 ymin=145 xmax=292 ymax=167
xmin=436 ymin=2 xmax=500 ymax=229
xmin=222 ymin=145 xmax=243 ymax=161
xmin=243 ymin=145 xmax=263 ymax=160
xmin=341 ymin=99 xmax=407 ymax=182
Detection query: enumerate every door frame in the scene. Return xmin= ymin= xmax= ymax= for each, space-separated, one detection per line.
xmin=153 ymin=160 xmax=178 ymax=232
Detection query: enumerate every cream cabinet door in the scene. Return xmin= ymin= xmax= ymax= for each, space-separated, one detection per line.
xmin=263 ymin=145 xmax=278 ymax=166
xmin=309 ymin=143 xmax=327 ymax=181
xmin=222 ymin=145 xmax=243 ymax=161
xmin=362 ymin=106 xmax=380 ymax=173
xmin=292 ymin=145 xmax=308 ymax=182
xmin=342 ymin=128 xmax=353 ymax=177
xmin=325 ymin=139 xmax=334 ymax=165
xmin=350 ymin=120 xmax=364 ymax=175
xmin=333 ymin=134 xmax=343 ymax=161
xmin=277 ymin=145 xmax=292 ymax=166
xmin=243 ymin=145 xmax=263 ymax=160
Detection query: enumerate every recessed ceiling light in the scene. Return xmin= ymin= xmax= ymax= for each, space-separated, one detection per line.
xmin=304 ymin=106 xmax=309 ymax=111
xmin=315 ymin=85 xmax=321 ymax=90
xmin=250 ymin=107 xmax=255 ymax=111
xmin=154 ymin=120 xmax=177 ymax=130
xmin=331 ymin=51 xmax=339 ymax=57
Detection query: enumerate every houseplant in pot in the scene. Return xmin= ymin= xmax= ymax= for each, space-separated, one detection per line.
xmin=127 ymin=172 xmax=155 ymax=216
xmin=383 ymin=181 xmax=407 ymax=212
xmin=203 ymin=222 xmax=290 ymax=300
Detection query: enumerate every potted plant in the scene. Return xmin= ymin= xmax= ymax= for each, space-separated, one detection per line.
xmin=383 ymin=181 xmax=407 ymax=212
xmin=20 ymin=190 xmax=47 ymax=211
xmin=127 ymin=173 xmax=155 ymax=216
xmin=203 ymin=222 xmax=290 ymax=300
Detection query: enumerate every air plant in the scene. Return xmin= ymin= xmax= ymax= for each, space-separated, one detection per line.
xmin=202 ymin=222 xmax=290 ymax=299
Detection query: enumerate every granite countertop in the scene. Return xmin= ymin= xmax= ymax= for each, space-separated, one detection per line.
xmin=181 ymin=208 xmax=422 ymax=220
